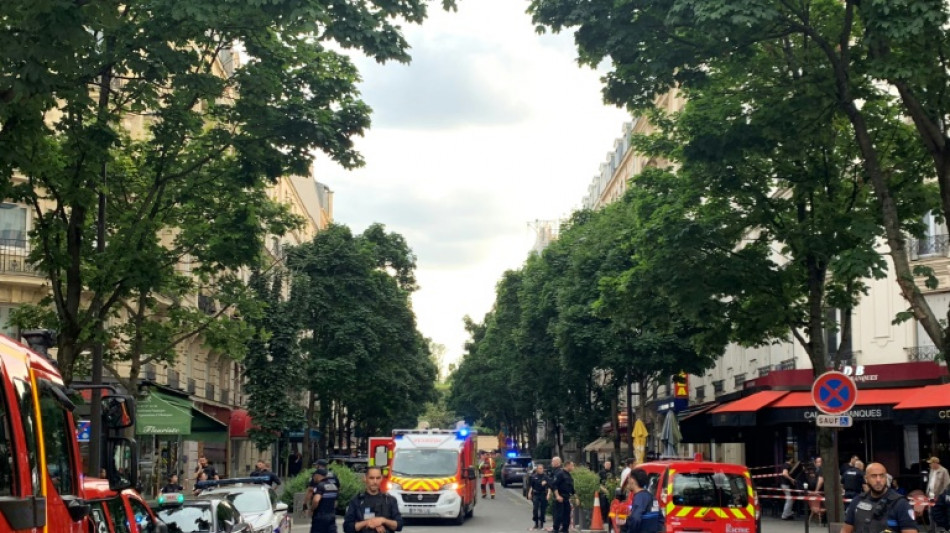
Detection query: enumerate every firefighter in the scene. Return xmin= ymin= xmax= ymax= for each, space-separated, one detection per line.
xmin=841 ymin=463 xmax=917 ymax=533
xmin=478 ymin=451 xmax=496 ymax=499
xmin=528 ymin=463 xmax=550 ymax=530
xmin=311 ymin=468 xmax=340 ymax=533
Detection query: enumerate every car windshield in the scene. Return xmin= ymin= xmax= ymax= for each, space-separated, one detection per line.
xmin=220 ymin=490 xmax=271 ymax=513
xmin=158 ymin=505 xmax=214 ymax=533
xmin=507 ymin=458 xmax=532 ymax=468
xmin=671 ymin=472 xmax=750 ymax=508
xmin=391 ymin=450 xmax=459 ymax=477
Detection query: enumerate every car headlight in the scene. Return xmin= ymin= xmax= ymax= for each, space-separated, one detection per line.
xmin=441 ymin=482 xmax=459 ymax=491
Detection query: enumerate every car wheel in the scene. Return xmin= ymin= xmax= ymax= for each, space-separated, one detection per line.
xmin=454 ymin=505 xmax=465 ymax=526
xmin=465 ymin=505 xmax=474 ymax=519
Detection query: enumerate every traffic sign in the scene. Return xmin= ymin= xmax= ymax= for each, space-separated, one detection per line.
xmin=76 ymin=420 xmax=91 ymax=443
xmin=811 ymin=371 xmax=858 ymax=415
xmin=816 ymin=415 xmax=853 ymax=427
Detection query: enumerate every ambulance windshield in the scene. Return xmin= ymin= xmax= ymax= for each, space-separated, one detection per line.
xmin=392 ymin=450 xmax=459 ymax=477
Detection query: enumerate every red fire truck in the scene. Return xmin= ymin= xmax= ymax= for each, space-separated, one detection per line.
xmin=0 ymin=334 xmax=137 ymax=533
xmin=368 ymin=428 xmax=478 ymax=525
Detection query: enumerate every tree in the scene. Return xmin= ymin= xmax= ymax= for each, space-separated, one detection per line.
xmin=242 ymin=270 xmax=305 ymax=452
xmin=1 ymin=0 xmax=455 ymax=385
xmin=528 ymin=0 xmax=949 ymax=357
xmin=289 ymin=223 xmax=436 ymax=459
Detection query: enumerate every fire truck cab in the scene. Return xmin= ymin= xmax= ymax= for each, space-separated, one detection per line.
xmin=369 ymin=428 xmax=478 ymax=524
xmin=0 ymin=334 xmax=137 ymax=533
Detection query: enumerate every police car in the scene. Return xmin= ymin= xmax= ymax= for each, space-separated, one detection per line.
xmin=195 ymin=477 xmax=292 ymax=533
xmin=154 ymin=493 xmax=252 ymax=532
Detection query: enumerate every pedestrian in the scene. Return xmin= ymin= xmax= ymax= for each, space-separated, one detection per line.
xmin=842 ymin=460 xmax=865 ymax=500
xmin=343 ymin=467 xmax=403 ymax=533
xmin=478 ymin=451 xmax=496 ymax=499
xmin=552 ymin=461 xmax=576 ymax=533
xmin=928 ymin=457 xmax=950 ymax=502
xmin=626 ymin=469 xmax=662 ymax=533
xmin=619 ymin=458 xmax=634 ymax=493
xmin=194 ymin=456 xmax=220 ymax=481
xmin=598 ymin=460 xmax=614 ymax=528
xmin=290 ymin=450 xmax=304 ymax=477
xmin=841 ymin=462 xmax=917 ymax=533
xmin=932 ymin=481 xmax=950 ymax=531
xmin=549 ymin=457 xmax=563 ymax=532
xmin=780 ymin=455 xmax=797 ymax=520
xmin=161 ymin=474 xmax=183 ymax=494
xmin=812 ymin=456 xmax=825 ymax=493
xmin=528 ymin=463 xmax=550 ymax=530
xmin=310 ymin=468 xmax=340 ymax=533
xmin=250 ymin=459 xmax=282 ymax=486
xmin=609 ymin=489 xmax=628 ymax=533
xmin=193 ymin=471 xmax=209 ymax=496
xmin=841 ymin=455 xmax=861 ymax=476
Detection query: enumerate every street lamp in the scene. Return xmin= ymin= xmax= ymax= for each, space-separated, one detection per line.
xmin=21 ymin=329 xmax=57 ymax=356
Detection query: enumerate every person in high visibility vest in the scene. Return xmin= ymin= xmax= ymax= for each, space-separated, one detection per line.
xmin=478 ymin=451 xmax=496 ymax=499
xmin=608 ymin=488 xmax=628 ymax=533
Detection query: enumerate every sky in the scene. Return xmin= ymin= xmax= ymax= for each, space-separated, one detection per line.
xmin=313 ymin=1 xmax=630 ymax=370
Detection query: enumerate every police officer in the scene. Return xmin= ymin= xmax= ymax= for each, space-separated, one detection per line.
xmin=552 ymin=461 xmax=575 ymax=533
xmin=626 ymin=469 xmax=662 ymax=533
xmin=842 ymin=460 xmax=865 ymax=501
xmin=311 ymin=468 xmax=340 ymax=533
xmin=528 ymin=463 xmax=551 ymax=530
xmin=841 ymin=463 xmax=917 ymax=533
xmin=343 ymin=467 xmax=403 ymax=533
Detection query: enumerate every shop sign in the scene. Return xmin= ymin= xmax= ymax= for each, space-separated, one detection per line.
xmin=816 ymin=415 xmax=853 ymax=427
xmin=804 ymin=408 xmax=884 ymax=420
xmin=839 ymin=365 xmax=880 ymax=382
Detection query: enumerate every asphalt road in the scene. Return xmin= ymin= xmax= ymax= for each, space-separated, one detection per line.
xmin=292 ymin=485 xmax=537 ymax=533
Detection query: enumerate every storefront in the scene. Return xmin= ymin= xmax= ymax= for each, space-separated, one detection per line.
xmin=681 ymin=361 xmax=948 ymax=491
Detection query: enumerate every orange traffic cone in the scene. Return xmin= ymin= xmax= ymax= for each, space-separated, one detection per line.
xmin=591 ymin=491 xmax=605 ymax=531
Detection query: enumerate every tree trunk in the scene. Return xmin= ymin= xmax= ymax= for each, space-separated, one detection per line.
xmin=611 ymin=397 xmax=621 ymax=464
xmin=303 ymin=392 xmax=316 ymax=467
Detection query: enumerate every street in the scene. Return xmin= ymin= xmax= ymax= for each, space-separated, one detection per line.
xmin=290 ymin=487 xmax=816 ymax=533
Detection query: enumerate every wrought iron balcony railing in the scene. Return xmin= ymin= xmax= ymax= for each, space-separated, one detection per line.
xmin=905 ymin=345 xmax=941 ymax=361
xmin=0 ymin=239 xmax=40 ymax=276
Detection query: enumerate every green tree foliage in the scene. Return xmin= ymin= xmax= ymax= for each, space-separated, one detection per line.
xmin=242 ymin=270 xmax=305 ymax=452
xmin=528 ymin=0 xmax=950 ymax=356
xmin=0 ymin=0 xmax=455 ymax=384
xmin=289 ymin=223 xmax=437 ymax=457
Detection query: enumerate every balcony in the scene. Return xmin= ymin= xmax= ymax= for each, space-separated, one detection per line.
xmin=205 ymin=383 xmax=216 ymax=401
xmin=0 ymin=239 xmax=40 ymax=276
xmin=167 ymin=369 xmax=180 ymax=390
xmin=905 ymin=345 xmax=941 ymax=361
xmin=911 ymin=234 xmax=950 ymax=258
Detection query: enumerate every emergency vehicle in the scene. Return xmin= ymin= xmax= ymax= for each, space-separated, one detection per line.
xmin=637 ymin=458 xmax=761 ymax=533
xmin=368 ymin=428 xmax=478 ymax=524
xmin=0 ymin=334 xmax=138 ymax=533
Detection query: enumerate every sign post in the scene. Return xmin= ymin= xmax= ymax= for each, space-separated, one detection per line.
xmin=812 ymin=370 xmax=858 ymax=525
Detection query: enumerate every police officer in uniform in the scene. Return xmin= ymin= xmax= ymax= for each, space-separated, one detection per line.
xmin=841 ymin=463 xmax=917 ymax=533
xmin=343 ymin=467 xmax=403 ymax=533
xmin=528 ymin=463 xmax=551 ymax=530
xmin=842 ymin=461 xmax=865 ymax=501
xmin=553 ymin=461 xmax=575 ymax=533
xmin=311 ymin=468 xmax=340 ymax=533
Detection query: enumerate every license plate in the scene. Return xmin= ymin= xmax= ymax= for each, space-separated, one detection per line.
xmin=407 ymin=507 xmax=432 ymax=515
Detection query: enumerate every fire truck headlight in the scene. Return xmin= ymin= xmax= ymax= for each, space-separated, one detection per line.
xmin=389 ymin=482 xmax=402 ymax=491
xmin=441 ymin=482 xmax=458 ymax=491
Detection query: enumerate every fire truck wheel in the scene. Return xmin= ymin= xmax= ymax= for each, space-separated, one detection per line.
xmin=454 ymin=505 xmax=466 ymax=525
xmin=465 ymin=504 xmax=474 ymax=518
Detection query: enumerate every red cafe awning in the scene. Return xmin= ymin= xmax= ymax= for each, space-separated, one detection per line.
xmin=230 ymin=409 xmax=253 ymax=438
xmin=895 ymin=383 xmax=950 ymax=409
xmin=770 ymin=388 xmax=909 ymax=409
xmin=712 ymin=390 xmax=789 ymax=413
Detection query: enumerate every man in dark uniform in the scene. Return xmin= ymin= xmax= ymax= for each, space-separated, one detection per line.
xmin=933 ymin=482 xmax=950 ymax=531
xmin=528 ymin=463 xmax=551 ymax=530
xmin=842 ymin=460 xmax=865 ymax=501
xmin=250 ymin=459 xmax=282 ymax=486
xmin=307 ymin=459 xmax=339 ymax=512
xmin=311 ymin=468 xmax=340 ymax=533
xmin=841 ymin=463 xmax=917 ymax=533
xmin=343 ymin=467 xmax=403 ymax=533
xmin=553 ymin=461 xmax=575 ymax=533
xmin=549 ymin=457 xmax=564 ymax=532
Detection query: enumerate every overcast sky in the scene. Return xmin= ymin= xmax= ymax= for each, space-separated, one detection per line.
xmin=314 ymin=1 xmax=630 ymax=370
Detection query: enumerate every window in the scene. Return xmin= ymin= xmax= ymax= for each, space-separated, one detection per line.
xmin=733 ymin=374 xmax=746 ymax=388
xmin=38 ymin=384 xmax=78 ymax=496
xmin=0 ymin=306 xmax=18 ymax=338
xmin=157 ymin=504 xmax=213 ymax=533
xmin=0 ymin=203 xmax=27 ymax=245
xmin=13 ymin=379 xmax=40 ymax=495
xmin=89 ymin=503 xmax=110 ymax=533
xmin=695 ymin=386 xmax=705 ymax=402
xmin=712 ymin=380 xmax=724 ymax=394
xmin=0 ymin=373 xmax=16 ymax=496
xmin=128 ymin=497 xmax=157 ymax=532
xmin=106 ymin=497 xmax=131 ymax=533
xmin=671 ymin=472 xmax=750 ymax=508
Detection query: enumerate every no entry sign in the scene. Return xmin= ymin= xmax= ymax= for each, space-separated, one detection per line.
xmin=812 ymin=371 xmax=858 ymax=415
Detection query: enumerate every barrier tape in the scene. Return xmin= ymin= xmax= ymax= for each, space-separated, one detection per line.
xmin=751 ymin=473 xmax=783 ymax=479
xmin=757 ymin=492 xmax=935 ymax=507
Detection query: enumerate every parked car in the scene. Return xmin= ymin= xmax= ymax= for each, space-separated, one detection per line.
xmin=636 ymin=459 xmax=761 ymax=533
xmin=86 ymin=477 xmax=169 ymax=533
xmin=522 ymin=459 xmax=552 ymax=498
xmin=196 ymin=477 xmax=292 ymax=533
xmin=154 ymin=493 xmax=252 ymax=533
xmin=501 ymin=454 xmax=533 ymax=487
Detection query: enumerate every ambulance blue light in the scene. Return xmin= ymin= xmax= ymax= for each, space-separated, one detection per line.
xmin=457 ymin=428 xmax=469 ymax=438
xmin=506 ymin=451 xmax=517 ymax=458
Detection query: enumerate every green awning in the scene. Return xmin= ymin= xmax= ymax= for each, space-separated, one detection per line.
xmin=136 ymin=390 xmax=228 ymax=443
